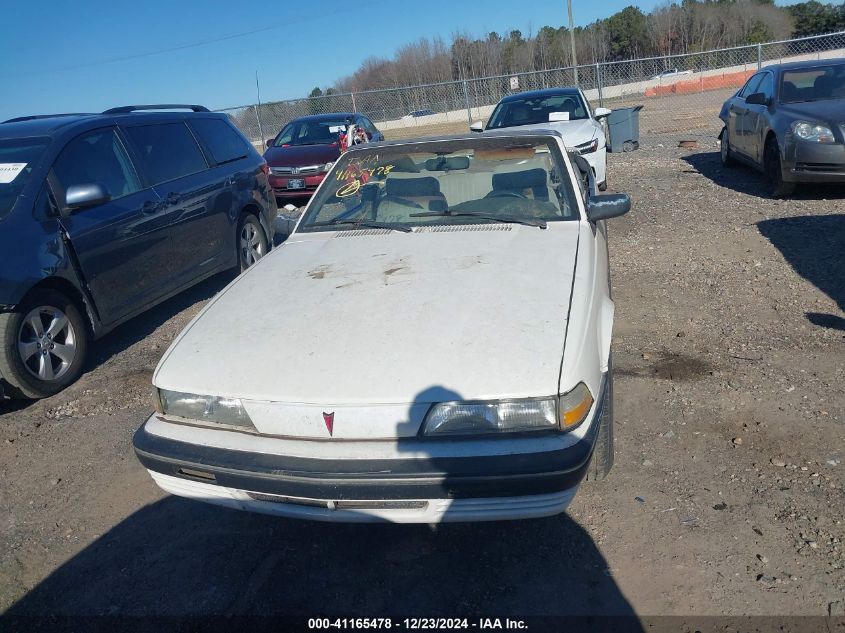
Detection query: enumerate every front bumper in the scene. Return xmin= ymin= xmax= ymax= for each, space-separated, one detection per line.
xmin=579 ymin=145 xmax=607 ymax=185
xmin=783 ymin=139 xmax=845 ymax=183
xmin=269 ymin=173 xmax=326 ymax=199
xmin=133 ymin=381 xmax=606 ymax=523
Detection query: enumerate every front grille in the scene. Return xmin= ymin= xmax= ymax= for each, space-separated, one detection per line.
xmin=270 ymin=165 xmax=323 ymax=176
xmin=246 ymin=491 xmax=427 ymax=511
xmin=794 ymin=162 xmax=845 ymax=173
xmin=296 ymin=166 xmax=322 ymax=175
xmin=247 ymin=492 xmax=327 ymax=507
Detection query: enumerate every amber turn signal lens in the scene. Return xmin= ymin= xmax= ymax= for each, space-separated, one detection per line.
xmin=560 ymin=383 xmax=594 ymax=429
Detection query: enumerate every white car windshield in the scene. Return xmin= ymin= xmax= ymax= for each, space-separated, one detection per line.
xmin=298 ymin=137 xmax=579 ymax=232
xmin=486 ymin=93 xmax=589 ymax=129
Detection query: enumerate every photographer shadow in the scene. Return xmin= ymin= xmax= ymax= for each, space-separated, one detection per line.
xmin=4 ymin=386 xmax=640 ymax=630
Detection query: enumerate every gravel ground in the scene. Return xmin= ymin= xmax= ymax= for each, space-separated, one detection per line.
xmin=0 ymin=144 xmax=843 ymax=624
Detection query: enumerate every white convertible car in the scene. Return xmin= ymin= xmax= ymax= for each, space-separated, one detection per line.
xmin=472 ymin=87 xmax=611 ymax=190
xmin=133 ymin=130 xmax=630 ymax=523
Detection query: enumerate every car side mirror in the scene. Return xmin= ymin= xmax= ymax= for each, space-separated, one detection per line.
xmin=65 ymin=183 xmax=111 ymax=210
xmin=470 ymin=121 xmax=484 ymax=133
xmin=265 ymin=138 xmax=274 ymax=148
xmin=586 ymin=193 xmax=631 ymax=222
xmin=745 ymin=92 xmax=770 ymax=106
xmin=594 ymin=107 xmax=612 ymax=119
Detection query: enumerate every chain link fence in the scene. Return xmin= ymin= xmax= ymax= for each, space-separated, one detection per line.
xmin=220 ymin=31 xmax=845 ymax=150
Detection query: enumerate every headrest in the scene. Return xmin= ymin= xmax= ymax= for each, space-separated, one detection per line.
xmin=813 ymin=74 xmax=834 ymax=96
xmin=492 ymin=168 xmax=548 ymax=191
xmin=510 ymin=105 xmax=531 ymax=122
xmin=385 ymin=176 xmax=441 ymax=197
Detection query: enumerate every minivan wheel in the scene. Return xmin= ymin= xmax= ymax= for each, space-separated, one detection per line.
xmin=585 ymin=354 xmax=614 ymax=482
xmin=0 ymin=289 xmax=89 ymax=399
xmin=238 ymin=214 xmax=268 ymax=272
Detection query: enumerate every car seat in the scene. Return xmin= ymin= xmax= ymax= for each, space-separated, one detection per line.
xmin=560 ymin=98 xmax=578 ymax=118
xmin=781 ymin=81 xmax=799 ymax=102
xmin=507 ymin=104 xmax=533 ymax=126
xmin=489 ymin=168 xmax=550 ymax=201
xmin=376 ymin=177 xmax=448 ymax=223
xmin=813 ymin=74 xmax=834 ymax=99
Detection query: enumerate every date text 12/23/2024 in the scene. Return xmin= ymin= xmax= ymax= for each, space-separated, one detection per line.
xmin=308 ymin=618 xmax=528 ymax=630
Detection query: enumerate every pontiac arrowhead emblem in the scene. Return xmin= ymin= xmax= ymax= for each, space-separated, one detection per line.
xmin=322 ymin=411 xmax=334 ymax=436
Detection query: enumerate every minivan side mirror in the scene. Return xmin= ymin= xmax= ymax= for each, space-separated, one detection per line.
xmin=594 ymin=107 xmax=612 ymax=119
xmin=745 ymin=92 xmax=770 ymax=106
xmin=65 ymin=183 xmax=111 ymax=210
xmin=469 ymin=121 xmax=484 ymax=133
xmin=586 ymin=193 xmax=631 ymax=222
xmin=265 ymin=138 xmax=274 ymax=148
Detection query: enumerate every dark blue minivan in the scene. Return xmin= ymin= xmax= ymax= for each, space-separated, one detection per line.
xmin=0 ymin=105 xmax=276 ymax=399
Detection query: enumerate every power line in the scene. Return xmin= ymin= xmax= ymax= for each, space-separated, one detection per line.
xmin=1 ymin=0 xmax=388 ymax=78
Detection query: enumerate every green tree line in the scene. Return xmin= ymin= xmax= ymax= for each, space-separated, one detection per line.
xmin=319 ymin=0 xmax=844 ymax=91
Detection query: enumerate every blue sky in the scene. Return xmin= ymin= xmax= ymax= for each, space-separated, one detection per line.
xmin=0 ymin=0 xmax=802 ymax=121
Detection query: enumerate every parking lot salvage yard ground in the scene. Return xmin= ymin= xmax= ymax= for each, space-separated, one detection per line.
xmin=1 ymin=146 xmax=843 ymax=618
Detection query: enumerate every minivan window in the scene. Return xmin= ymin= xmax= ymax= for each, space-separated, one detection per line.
xmin=125 ymin=123 xmax=208 ymax=185
xmin=53 ymin=128 xmax=141 ymax=206
xmin=191 ymin=118 xmax=249 ymax=165
xmin=0 ymin=137 xmax=49 ymax=219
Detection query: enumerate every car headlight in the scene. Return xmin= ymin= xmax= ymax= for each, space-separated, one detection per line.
xmin=421 ymin=383 xmax=594 ymax=436
xmin=791 ymin=121 xmax=835 ymax=144
xmin=574 ymin=138 xmax=599 ymax=154
xmin=156 ymin=388 xmax=255 ymax=429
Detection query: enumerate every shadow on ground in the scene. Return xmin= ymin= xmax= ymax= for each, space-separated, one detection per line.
xmin=758 ymin=214 xmax=845 ymax=329
xmin=683 ymin=151 xmax=845 ymax=200
xmin=3 ymin=497 xmax=638 ymax=624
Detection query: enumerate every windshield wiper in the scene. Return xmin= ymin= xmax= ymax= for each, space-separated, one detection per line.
xmin=409 ymin=209 xmax=547 ymax=229
xmin=310 ymin=217 xmax=412 ymax=233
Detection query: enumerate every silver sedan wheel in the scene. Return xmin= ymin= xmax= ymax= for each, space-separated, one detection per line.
xmin=240 ymin=220 xmax=266 ymax=268
xmin=18 ymin=305 xmax=78 ymax=382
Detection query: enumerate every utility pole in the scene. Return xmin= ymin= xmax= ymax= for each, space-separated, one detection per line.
xmin=254 ymin=70 xmax=265 ymax=145
xmin=567 ymin=0 xmax=579 ymax=86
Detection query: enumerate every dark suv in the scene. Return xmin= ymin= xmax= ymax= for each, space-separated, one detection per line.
xmin=0 ymin=105 xmax=276 ymax=399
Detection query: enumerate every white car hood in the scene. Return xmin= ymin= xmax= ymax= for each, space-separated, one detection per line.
xmin=500 ymin=119 xmax=600 ymax=149
xmin=154 ymin=225 xmax=580 ymax=436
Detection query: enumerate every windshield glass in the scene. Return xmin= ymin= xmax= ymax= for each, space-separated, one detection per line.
xmin=298 ymin=137 xmax=579 ymax=232
xmin=486 ymin=93 xmax=589 ymax=129
xmin=273 ymin=119 xmax=347 ymax=147
xmin=0 ymin=137 xmax=49 ymax=219
xmin=780 ymin=64 xmax=845 ymax=103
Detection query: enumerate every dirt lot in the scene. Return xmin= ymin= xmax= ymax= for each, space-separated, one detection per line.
xmin=1 ymin=143 xmax=843 ymax=624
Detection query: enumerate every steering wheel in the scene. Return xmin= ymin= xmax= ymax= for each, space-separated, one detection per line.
xmin=486 ymin=190 xmax=527 ymax=199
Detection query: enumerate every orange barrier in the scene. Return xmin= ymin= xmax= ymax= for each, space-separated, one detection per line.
xmin=644 ymin=69 xmax=756 ymax=97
